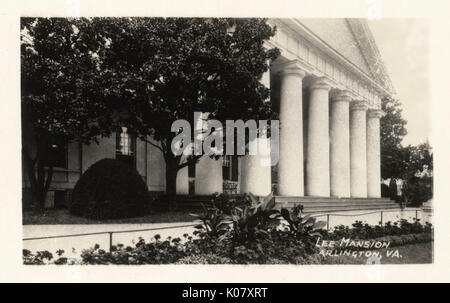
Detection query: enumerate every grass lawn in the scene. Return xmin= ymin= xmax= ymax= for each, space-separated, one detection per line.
xmin=378 ymin=242 xmax=433 ymax=264
xmin=23 ymin=208 xmax=197 ymax=225
xmin=322 ymin=242 xmax=433 ymax=264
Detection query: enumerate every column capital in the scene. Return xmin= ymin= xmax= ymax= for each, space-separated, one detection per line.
xmin=310 ymin=77 xmax=332 ymax=92
xmin=331 ymin=90 xmax=352 ymax=103
xmin=277 ymin=59 xmax=309 ymax=78
xmin=350 ymin=100 xmax=368 ymax=112
xmin=367 ymin=108 xmax=384 ymax=119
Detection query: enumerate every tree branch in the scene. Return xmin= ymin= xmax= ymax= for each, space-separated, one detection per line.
xmin=160 ymin=139 xmax=168 ymax=155
xmin=178 ymin=154 xmax=203 ymax=170
xmin=23 ymin=150 xmax=38 ymax=194
xmin=143 ymin=137 xmax=164 ymax=153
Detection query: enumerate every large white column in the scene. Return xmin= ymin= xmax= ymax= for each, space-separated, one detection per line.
xmin=194 ymin=112 xmax=223 ymax=195
xmin=366 ymin=108 xmax=383 ymax=198
xmin=176 ymin=160 xmax=189 ymax=195
xmin=278 ymin=61 xmax=306 ymax=196
xmin=240 ymin=68 xmax=272 ymax=196
xmin=350 ymin=101 xmax=368 ymax=198
xmin=240 ymin=137 xmax=272 ymax=196
xmin=330 ymin=91 xmax=351 ymax=197
xmin=195 ymin=156 xmax=223 ymax=195
xmin=306 ymin=77 xmax=331 ymax=196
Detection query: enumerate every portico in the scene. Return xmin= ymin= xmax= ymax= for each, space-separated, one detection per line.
xmin=245 ymin=59 xmax=385 ymax=199
xmin=230 ymin=18 xmax=392 ymax=200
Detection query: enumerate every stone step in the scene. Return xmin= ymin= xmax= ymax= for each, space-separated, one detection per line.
xmin=275 ymin=200 xmax=398 ymax=207
xmin=274 ymin=196 xmax=400 ymax=214
xmin=281 ymin=205 xmax=400 ymax=212
xmin=283 ymin=202 xmax=399 ymax=209
xmin=303 ymin=205 xmax=401 ymax=213
xmin=174 ymin=195 xmax=401 ymax=214
xmin=275 ymin=196 xmax=392 ymax=203
xmin=275 ymin=196 xmax=395 ymax=206
xmin=178 ymin=195 xmax=394 ymax=203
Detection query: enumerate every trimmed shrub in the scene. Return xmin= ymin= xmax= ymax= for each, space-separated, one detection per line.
xmin=70 ymin=158 xmax=150 ymax=220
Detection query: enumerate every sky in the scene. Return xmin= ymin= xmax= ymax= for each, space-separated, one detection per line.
xmin=367 ymin=19 xmax=430 ymax=146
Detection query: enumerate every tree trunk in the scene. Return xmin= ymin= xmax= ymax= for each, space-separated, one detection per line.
xmin=23 ymin=151 xmax=38 ymax=208
xmin=23 ymin=143 xmax=54 ymax=209
xmin=165 ymin=156 xmax=179 ymax=211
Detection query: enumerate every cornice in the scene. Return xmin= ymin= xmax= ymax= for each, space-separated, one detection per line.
xmin=346 ymin=19 xmax=395 ymax=94
xmin=267 ymin=18 xmax=393 ymax=98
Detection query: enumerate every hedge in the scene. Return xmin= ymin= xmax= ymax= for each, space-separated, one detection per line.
xmin=69 ymin=158 xmax=150 ymax=220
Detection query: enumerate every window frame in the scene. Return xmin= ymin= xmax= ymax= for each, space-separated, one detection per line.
xmin=115 ymin=126 xmax=137 ymax=168
xmin=223 ymin=155 xmax=238 ymax=182
xmin=44 ymin=138 xmax=68 ymax=169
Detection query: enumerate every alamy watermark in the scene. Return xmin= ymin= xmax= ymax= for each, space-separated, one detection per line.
xmin=171 ymin=112 xmax=279 ymax=166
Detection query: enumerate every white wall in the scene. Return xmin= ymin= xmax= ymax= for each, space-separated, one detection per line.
xmin=146 ymin=137 xmax=166 ymax=192
xmin=195 ymin=156 xmax=223 ymax=195
xmin=136 ymin=138 xmax=147 ymax=179
xmin=82 ymin=135 xmax=116 ymax=172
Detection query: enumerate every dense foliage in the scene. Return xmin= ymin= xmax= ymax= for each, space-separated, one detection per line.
xmin=21 ymin=18 xmax=120 ymax=207
xmin=21 ymin=17 xmax=280 ymax=207
xmin=23 ymin=218 xmax=432 ymax=265
xmin=399 ymin=143 xmax=433 ymax=205
xmin=328 ymin=219 xmax=432 ymax=241
xmin=380 ymin=96 xmax=433 ymax=205
xmin=84 ymin=18 xmax=280 ymax=202
xmin=380 ymin=96 xmax=408 ymax=180
xmin=70 ymin=159 xmax=150 ymax=220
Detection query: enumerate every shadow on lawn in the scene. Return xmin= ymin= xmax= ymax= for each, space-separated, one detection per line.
xmin=22 ymin=208 xmax=196 ymax=225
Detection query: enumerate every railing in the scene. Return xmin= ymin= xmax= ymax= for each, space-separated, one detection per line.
xmin=23 ymin=223 xmax=199 ymax=253
xmin=311 ymin=208 xmax=422 ymax=231
xmin=23 ymin=209 xmax=425 ymax=252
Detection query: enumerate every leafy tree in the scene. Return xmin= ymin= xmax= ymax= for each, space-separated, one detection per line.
xmin=92 ymin=18 xmax=280 ymax=203
xmin=400 ymin=142 xmax=433 ymax=205
xmin=21 ymin=18 xmax=118 ymax=208
xmin=388 ymin=178 xmax=398 ymax=201
xmin=379 ymin=96 xmax=433 ymax=204
xmin=380 ymin=96 xmax=408 ymax=180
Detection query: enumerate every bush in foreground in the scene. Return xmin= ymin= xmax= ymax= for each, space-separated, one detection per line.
xmin=70 ymin=158 xmax=150 ymax=220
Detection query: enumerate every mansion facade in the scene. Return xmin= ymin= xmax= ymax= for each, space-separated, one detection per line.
xmin=23 ymin=18 xmax=394 ymax=208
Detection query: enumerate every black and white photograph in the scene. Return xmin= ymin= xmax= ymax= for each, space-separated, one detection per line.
xmin=1 ymin=0 xmax=449 ymax=284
